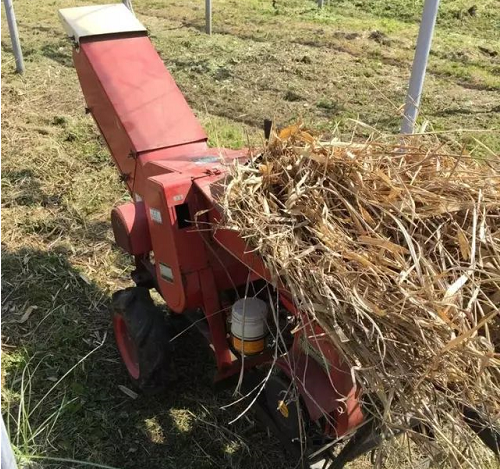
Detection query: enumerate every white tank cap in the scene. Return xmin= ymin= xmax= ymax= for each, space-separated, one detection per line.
xmin=231 ymin=298 xmax=268 ymax=340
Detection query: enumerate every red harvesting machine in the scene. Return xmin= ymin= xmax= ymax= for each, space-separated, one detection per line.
xmin=59 ymin=5 xmax=498 ymax=468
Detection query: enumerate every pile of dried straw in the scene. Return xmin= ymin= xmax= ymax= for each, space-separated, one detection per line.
xmin=221 ymin=124 xmax=500 ymax=465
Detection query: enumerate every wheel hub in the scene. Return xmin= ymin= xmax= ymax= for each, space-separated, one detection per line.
xmin=113 ymin=313 xmax=140 ymax=379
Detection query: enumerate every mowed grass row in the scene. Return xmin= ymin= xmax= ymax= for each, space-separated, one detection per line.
xmin=1 ymin=1 xmax=499 ymax=468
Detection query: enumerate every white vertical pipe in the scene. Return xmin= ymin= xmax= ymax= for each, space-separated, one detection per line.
xmin=401 ymin=0 xmax=440 ymax=134
xmin=3 ymin=0 xmax=24 ymax=74
xmin=123 ymin=0 xmax=134 ymax=14
xmin=1 ymin=416 xmax=18 ymax=469
xmin=205 ymin=0 xmax=212 ymax=34
xmin=318 ymin=0 xmax=324 ymax=7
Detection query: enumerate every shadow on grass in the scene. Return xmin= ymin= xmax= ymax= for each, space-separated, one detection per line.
xmin=1 ymin=247 xmax=288 ymax=469
xmin=2 ymin=169 xmax=65 ymax=209
xmin=40 ymin=43 xmax=73 ymax=68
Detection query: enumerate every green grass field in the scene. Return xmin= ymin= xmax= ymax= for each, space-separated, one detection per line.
xmin=2 ymin=1 xmax=499 ymax=468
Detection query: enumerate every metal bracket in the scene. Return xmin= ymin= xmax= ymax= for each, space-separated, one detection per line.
xmin=264 ymin=119 xmax=273 ymax=142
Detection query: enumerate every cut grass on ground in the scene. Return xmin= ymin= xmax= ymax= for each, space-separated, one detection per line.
xmin=2 ymin=1 xmax=499 ymax=469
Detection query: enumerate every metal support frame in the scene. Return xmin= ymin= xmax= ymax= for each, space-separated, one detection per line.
xmin=3 ymin=0 xmax=24 ymax=74
xmin=205 ymin=0 xmax=212 ymax=35
xmin=401 ymin=0 xmax=440 ymax=134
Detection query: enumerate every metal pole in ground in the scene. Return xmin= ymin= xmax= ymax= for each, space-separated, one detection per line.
xmin=318 ymin=0 xmax=324 ymax=7
xmin=401 ymin=0 xmax=440 ymax=134
xmin=3 ymin=0 xmax=24 ymax=74
xmin=123 ymin=0 xmax=134 ymax=14
xmin=205 ymin=0 xmax=212 ymax=34
xmin=1 ymin=415 xmax=18 ymax=469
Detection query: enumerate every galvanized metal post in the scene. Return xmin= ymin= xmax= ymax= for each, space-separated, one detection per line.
xmin=1 ymin=415 xmax=18 ymax=469
xmin=318 ymin=0 xmax=324 ymax=7
xmin=205 ymin=0 xmax=212 ymax=35
xmin=3 ymin=0 xmax=24 ymax=74
xmin=123 ymin=0 xmax=134 ymax=14
xmin=401 ymin=0 xmax=440 ymax=134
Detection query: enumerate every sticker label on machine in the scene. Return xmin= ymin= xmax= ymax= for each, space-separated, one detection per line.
xmin=159 ymin=263 xmax=174 ymax=282
xmin=149 ymin=208 xmax=162 ymax=224
xmin=194 ymin=156 xmax=220 ymax=165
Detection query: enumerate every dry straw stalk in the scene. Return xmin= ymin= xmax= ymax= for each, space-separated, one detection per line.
xmin=220 ymin=124 xmax=500 ymax=466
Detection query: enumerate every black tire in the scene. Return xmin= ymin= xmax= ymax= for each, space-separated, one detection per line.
xmin=111 ymin=287 xmax=173 ymax=393
xmin=242 ymin=368 xmax=318 ymax=465
xmin=463 ymin=407 xmax=500 ymax=456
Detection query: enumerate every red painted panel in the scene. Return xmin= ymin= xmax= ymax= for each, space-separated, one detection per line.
xmin=79 ymin=35 xmax=207 ymax=154
xmin=279 ymin=296 xmax=364 ymax=436
xmin=275 ymin=351 xmax=338 ymax=423
xmin=73 ymin=45 xmax=136 ymax=191
xmin=111 ymin=201 xmax=152 ymax=255
xmin=134 ymin=145 xmax=245 ymax=199
xmin=142 ymin=174 xmax=186 ymax=312
xmin=142 ymin=172 xmax=212 ymax=312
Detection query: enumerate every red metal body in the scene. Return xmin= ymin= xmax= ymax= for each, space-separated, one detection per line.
xmin=73 ymin=31 xmax=362 ymax=437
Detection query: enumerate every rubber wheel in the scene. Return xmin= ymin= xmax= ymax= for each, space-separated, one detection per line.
xmin=111 ymin=287 xmax=173 ymax=393
xmin=264 ymin=373 xmax=302 ymax=443
xmin=240 ymin=369 xmax=332 ymax=468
